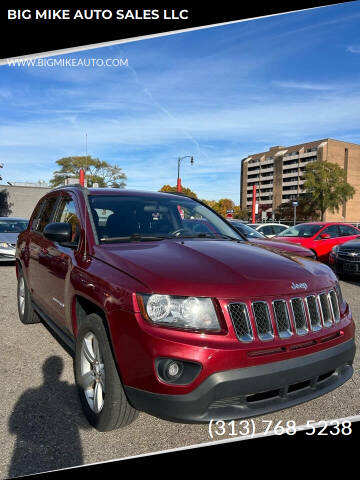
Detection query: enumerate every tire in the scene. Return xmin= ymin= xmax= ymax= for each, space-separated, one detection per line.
xmin=74 ymin=313 xmax=138 ymax=431
xmin=17 ymin=268 xmax=40 ymax=324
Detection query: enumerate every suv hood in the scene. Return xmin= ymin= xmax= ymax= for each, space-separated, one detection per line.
xmin=93 ymin=239 xmax=336 ymax=298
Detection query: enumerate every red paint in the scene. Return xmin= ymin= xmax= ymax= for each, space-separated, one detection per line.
xmin=16 ymin=188 xmax=356 ymax=401
xmin=273 ymin=222 xmax=360 ymax=262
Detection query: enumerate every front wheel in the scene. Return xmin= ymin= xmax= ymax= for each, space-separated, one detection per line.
xmin=74 ymin=313 xmax=138 ymax=431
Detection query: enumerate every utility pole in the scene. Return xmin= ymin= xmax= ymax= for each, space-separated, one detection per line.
xmin=177 ymin=156 xmax=194 ymax=192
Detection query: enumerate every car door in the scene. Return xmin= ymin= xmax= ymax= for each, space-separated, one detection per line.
xmin=27 ymin=195 xmax=59 ymax=308
xmin=39 ymin=193 xmax=82 ymax=332
xmin=314 ymin=225 xmax=340 ymax=262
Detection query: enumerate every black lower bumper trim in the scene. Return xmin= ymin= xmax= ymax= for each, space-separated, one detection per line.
xmin=124 ymin=339 xmax=355 ymax=423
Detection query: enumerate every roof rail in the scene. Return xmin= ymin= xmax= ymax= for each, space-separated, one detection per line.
xmin=51 ymin=184 xmax=87 ymax=191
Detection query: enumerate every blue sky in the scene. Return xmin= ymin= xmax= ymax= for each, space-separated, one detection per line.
xmin=2 ymin=2 xmax=360 ymax=203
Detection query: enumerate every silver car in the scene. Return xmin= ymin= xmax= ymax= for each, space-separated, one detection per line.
xmin=0 ymin=217 xmax=28 ymax=262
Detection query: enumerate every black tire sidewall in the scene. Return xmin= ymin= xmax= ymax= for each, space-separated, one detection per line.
xmin=74 ymin=313 xmax=135 ymax=431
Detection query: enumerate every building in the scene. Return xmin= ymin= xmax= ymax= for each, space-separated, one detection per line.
xmin=0 ymin=184 xmax=52 ymax=218
xmin=240 ymin=138 xmax=360 ymax=222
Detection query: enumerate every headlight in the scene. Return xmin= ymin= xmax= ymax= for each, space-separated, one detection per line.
xmin=137 ymin=294 xmax=222 ymax=332
xmin=331 ymin=245 xmax=340 ymax=254
xmin=0 ymin=242 xmax=13 ymax=249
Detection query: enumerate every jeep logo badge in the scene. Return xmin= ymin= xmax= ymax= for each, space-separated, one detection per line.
xmin=291 ymin=282 xmax=308 ymax=290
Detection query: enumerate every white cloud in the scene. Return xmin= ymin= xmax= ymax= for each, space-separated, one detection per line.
xmin=346 ymin=45 xmax=360 ymax=53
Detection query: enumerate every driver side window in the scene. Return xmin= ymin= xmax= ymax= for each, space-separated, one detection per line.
xmin=317 ymin=225 xmax=340 ymax=239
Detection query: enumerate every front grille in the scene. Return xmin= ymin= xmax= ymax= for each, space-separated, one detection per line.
xmin=329 ymin=291 xmax=340 ymax=323
xmin=252 ymin=302 xmax=273 ymax=341
xmin=291 ymin=298 xmax=308 ymax=335
xmin=228 ymin=288 xmax=342 ymax=343
xmin=305 ymin=295 xmax=321 ymax=331
xmin=319 ymin=293 xmax=332 ymax=327
xmin=338 ymin=248 xmax=360 ymax=261
xmin=273 ymin=300 xmax=292 ymax=338
xmin=228 ymin=303 xmax=253 ymax=342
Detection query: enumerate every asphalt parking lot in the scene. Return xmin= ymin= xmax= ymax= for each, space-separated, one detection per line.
xmin=0 ymin=264 xmax=359 ymax=478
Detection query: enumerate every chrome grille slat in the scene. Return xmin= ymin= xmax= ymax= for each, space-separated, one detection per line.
xmin=252 ymin=302 xmax=274 ymax=341
xmin=305 ymin=295 xmax=321 ymax=331
xmin=228 ymin=303 xmax=253 ymax=342
xmin=290 ymin=298 xmax=308 ymax=335
xmin=272 ymin=300 xmax=292 ymax=338
xmin=329 ymin=290 xmax=340 ymax=323
xmin=319 ymin=293 xmax=332 ymax=327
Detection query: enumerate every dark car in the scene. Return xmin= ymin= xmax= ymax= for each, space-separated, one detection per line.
xmin=329 ymin=238 xmax=360 ymax=278
xmin=228 ymin=220 xmax=315 ymax=258
xmin=15 ymin=187 xmax=355 ymax=431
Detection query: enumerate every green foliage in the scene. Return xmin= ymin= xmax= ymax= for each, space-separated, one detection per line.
xmin=0 ymin=189 xmax=13 ymax=216
xmin=201 ymin=198 xmax=247 ymax=219
xmin=159 ymin=184 xmax=198 ymax=198
xmin=275 ymin=194 xmax=320 ymax=221
xmin=158 ymin=186 xmax=247 ymax=219
xmin=303 ymin=161 xmax=355 ymax=220
xmin=50 ymin=156 xmax=127 ymax=188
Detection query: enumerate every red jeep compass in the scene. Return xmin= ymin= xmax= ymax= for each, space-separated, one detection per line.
xmin=15 ymin=187 xmax=355 ymax=431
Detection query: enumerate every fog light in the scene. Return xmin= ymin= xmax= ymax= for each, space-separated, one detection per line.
xmin=155 ymin=358 xmax=202 ymax=385
xmin=165 ymin=361 xmax=183 ymax=382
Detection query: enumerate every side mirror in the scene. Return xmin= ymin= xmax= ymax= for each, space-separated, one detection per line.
xmin=319 ymin=233 xmax=331 ymax=240
xmin=43 ymin=222 xmax=72 ymax=244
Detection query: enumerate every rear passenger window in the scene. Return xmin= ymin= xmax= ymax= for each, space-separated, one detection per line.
xmin=35 ymin=197 xmax=58 ymax=233
xmin=339 ymin=225 xmax=358 ymax=236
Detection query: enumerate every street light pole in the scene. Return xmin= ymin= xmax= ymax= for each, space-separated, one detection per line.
xmin=177 ymin=156 xmax=194 ymax=192
xmin=292 ymin=201 xmax=298 ymax=226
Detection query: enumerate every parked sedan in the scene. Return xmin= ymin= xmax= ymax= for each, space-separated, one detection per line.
xmin=0 ymin=217 xmax=28 ymax=262
xmin=229 ymin=220 xmax=315 ymax=258
xmin=274 ymin=222 xmax=360 ymax=263
xmin=248 ymin=223 xmax=289 ymax=238
xmin=329 ymin=238 xmax=360 ymax=278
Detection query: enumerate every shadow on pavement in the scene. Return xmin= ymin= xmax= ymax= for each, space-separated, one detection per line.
xmin=8 ymin=356 xmax=90 ymax=478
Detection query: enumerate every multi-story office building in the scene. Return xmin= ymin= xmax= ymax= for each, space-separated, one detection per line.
xmin=240 ymin=138 xmax=360 ymax=222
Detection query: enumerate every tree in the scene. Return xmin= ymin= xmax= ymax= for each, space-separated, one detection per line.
xmin=303 ymin=161 xmax=355 ymax=221
xmin=50 ymin=156 xmax=127 ymax=188
xmin=0 ymin=189 xmax=13 ymax=216
xmin=201 ymin=198 xmax=247 ymax=219
xmin=159 ymin=185 xmax=198 ymax=198
xmin=275 ymin=194 xmax=320 ymax=221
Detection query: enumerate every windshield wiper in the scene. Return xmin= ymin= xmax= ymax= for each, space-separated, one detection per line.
xmin=100 ymin=234 xmax=171 ymax=243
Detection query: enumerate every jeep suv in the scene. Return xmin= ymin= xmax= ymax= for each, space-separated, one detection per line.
xmin=16 ymin=187 xmax=355 ymax=431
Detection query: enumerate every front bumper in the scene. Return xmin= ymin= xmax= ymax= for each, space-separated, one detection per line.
xmin=330 ymin=255 xmax=360 ymax=275
xmin=124 ymin=339 xmax=355 ymax=423
xmin=0 ymin=249 xmax=15 ymax=261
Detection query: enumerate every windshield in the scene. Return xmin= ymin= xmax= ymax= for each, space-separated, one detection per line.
xmin=0 ymin=219 xmax=28 ymax=233
xmin=89 ymin=194 xmax=243 ymax=243
xmin=277 ymin=224 xmax=323 ymax=238
xmin=230 ymin=222 xmax=265 ymax=238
